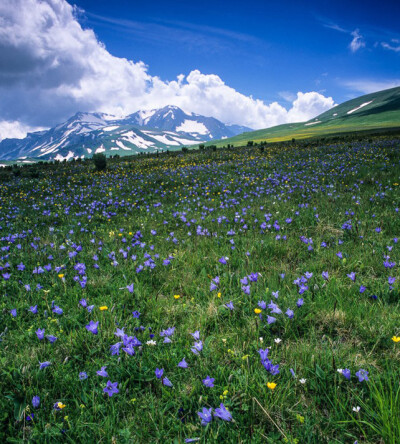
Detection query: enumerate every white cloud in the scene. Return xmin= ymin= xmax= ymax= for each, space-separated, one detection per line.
xmin=381 ymin=41 xmax=400 ymax=53
xmin=343 ymin=79 xmax=400 ymax=94
xmin=349 ymin=29 xmax=365 ymax=52
xmin=287 ymin=92 xmax=335 ymax=122
xmin=0 ymin=0 xmax=150 ymax=125
xmin=0 ymin=0 xmax=335 ymax=140
xmin=0 ymin=120 xmax=44 ymax=142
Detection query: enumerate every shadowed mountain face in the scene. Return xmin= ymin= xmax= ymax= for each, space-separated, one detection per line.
xmin=0 ymin=106 xmax=252 ymax=161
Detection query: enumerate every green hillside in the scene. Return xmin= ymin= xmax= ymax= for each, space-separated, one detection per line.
xmin=204 ymin=86 xmax=400 ymax=147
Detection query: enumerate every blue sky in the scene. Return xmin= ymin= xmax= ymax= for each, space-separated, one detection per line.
xmin=0 ymin=0 xmax=399 ymax=139
xmin=76 ymin=0 xmax=400 ymax=104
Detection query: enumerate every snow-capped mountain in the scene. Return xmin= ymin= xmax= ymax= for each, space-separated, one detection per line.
xmin=125 ymin=106 xmax=250 ymax=138
xmin=0 ymin=106 xmax=252 ymax=161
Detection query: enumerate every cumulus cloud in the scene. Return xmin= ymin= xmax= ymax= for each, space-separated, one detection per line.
xmin=287 ymin=92 xmax=335 ymax=122
xmin=349 ymin=29 xmax=365 ymax=52
xmin=0 ymin=120 xmax=44 ymax=141
xmin=0 ymin=0 xmax=335 ymax=140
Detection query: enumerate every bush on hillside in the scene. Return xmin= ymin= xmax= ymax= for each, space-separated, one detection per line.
xmin=93 ymin=153 xmax=107 ymax=171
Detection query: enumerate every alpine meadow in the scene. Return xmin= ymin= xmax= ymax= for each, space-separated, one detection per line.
xmin=1 ymin=0 xmax=400 ymax=443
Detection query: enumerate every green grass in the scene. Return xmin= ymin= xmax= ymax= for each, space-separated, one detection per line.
xmin=0 ymin=135 xmax=400 ymax=443
xmin=203 ymin=86 xmax=400 ymax=147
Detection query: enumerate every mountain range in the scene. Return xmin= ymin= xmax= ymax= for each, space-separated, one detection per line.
xmin=1 ymin=86 xmax=399 ymax=162
xmin=0 ymin=106 xmax=251 ymax=161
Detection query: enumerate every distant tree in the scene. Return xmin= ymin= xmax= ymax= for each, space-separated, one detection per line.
xmin=93 ymin=153 xmax=107 ymax=171
xmin=182 ymin=147 xmax=189 ymax=153
xmin=199 ymin=144 xmax=205 ymax=150
xmin=247 ymin=141 xmax=254 ymax=147
xmin=12 ymin=166 xmax=21 ymax=177
xmin=291 ymin=138 xmax=296 ymax=143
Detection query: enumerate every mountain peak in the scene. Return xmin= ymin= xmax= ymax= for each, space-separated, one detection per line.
xmin=0 ymin=106 xmax=252 ymax=161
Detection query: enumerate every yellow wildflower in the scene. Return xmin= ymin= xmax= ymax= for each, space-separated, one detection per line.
xmin=296 ymin=414 xmax=305 ymax=423
xmin=99 ymin=306 xmax=108 ymax=311
xmin=267 ymin=382 xmax=277 ymax=390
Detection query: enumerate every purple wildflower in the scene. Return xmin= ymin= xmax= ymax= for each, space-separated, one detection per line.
xmin=162 ymin=377 xmax=173 ymax=387
xmin=103 ymin=380 xmax=119 ymax=397
xmin=356 ymin=369 xmax=369 ymax=382
xmin=214 ymin=403 xmax=232 ymax=421
xmin=342 ymin=369 xmax=351 ymax=380
xmin=46 ymin=335 xmax=58 ymax=343
xmin=285 ymin=309 xmax=294 ymax=319
xmin=190 ymin=330 xmax=200 ymax=340
xmin=97 ymin=366 xmax=108 ymax=377
xmin=198 ymin=407 xmax=213 ymax=426
xmin=178 ymin=358 xmax=189 ymax=368
xmin=202 ymin=376 xmax=215 ymax=388
xmin=126 ymin=283 xmax=134 ymax=293
xmin=36 ymin=328 xmax=45 ymax=340
xmin=39 ymin=361 xmax=51 ymax=370
xmin=347 ymin=272 xmax=356 ymax=282
xmin=155 ymin=368 xmax=164 ymax=379
xmin=85 ymin=320 xmax=99 ymax=335
xmin=191 ymin=341 xmax=203 ymax=355
xmin=52 ymin=305 xmax=63 ymax=315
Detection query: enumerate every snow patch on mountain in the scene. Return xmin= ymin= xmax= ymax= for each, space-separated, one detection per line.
xmin=116 ymin=141 xmax=132 ymax=151
xmin=103 ymin=125 xmax=120 ymax=132
xmin=347 ymin=101 xmax=373 ymax=114
xmin=156 ymin=135 xmax=182 ymax=145
xmin=54 ymin=151 xmax=75 ymax=161
xmin=176 ymin=120 xmax=209 ymax=135
xmin=121 ymin=131 xmax=155 ymax=149
xmin=135 ymin=109 xmax=157 ymax=125
xmin=171 ymin=136 xmax=202 ymax=145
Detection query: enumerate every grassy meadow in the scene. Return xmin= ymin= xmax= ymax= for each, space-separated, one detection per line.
xmin=203 ymin=87 xmax=400 ymax=147
xmin=1 ymin=137 xmax=400 ymax=443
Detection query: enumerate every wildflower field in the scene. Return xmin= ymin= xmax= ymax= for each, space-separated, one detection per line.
xmin=1 ymin=138 xmax=400 ymax=443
